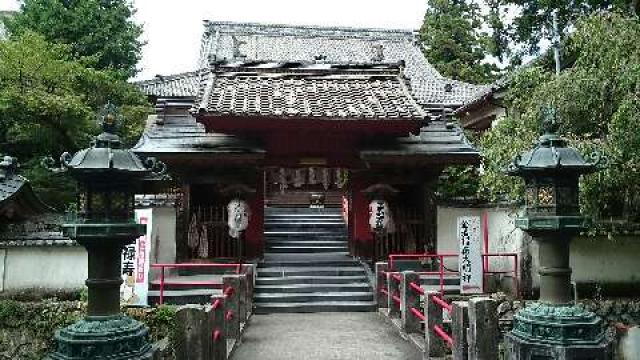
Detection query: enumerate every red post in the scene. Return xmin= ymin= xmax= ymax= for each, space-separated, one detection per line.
xmin=514 ymin=254 xmax=520 ymax=298
xmin=159 ymin=266 xmax=165 ymax=305
xmin=439 ymin=255 xmax=444 ymax=294
xmin=482 ymin=212 xmax=489 ymax=271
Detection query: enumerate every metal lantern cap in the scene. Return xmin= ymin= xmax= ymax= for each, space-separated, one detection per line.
xmin=47 ymin=104 xmax=165 ymax=181
xmin=507 ymin=108 xmax=600 ymax=177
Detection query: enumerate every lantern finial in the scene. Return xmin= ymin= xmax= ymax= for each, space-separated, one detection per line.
xmin=540 ymin=106 xmax=559 ymax=135
xmin=99 ymin=102 xmax=120 ymax=134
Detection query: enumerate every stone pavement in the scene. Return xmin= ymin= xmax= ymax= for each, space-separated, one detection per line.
xmin=230 ymin=312 xmax=423 ymax=360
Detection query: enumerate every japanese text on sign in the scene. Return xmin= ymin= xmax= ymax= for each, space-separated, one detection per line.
xmin=457 ymin=216 xmax=483 ymax=294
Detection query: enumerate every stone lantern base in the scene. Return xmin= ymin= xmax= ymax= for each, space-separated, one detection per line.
xmin=506 ymin=302 xmax=613 ymax=360
xmin=47 ymin=315 xmax=154 ymax=360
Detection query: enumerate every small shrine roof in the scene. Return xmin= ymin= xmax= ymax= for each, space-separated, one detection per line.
xmin=360 ymin=119 xmax=479 ymax=164
xmin=133 ymin=98 xmax=265 ymax=157
xmin=136 ymin=71 xmax=201 ymax=98
xmin=0 ymin=156 xmax=51 ymax=221
xmin=196 ymin=62 xmax=427 ymax=121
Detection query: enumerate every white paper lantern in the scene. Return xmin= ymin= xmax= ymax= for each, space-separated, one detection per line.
xmin=227 ymin=199 xmax=251 ymax=239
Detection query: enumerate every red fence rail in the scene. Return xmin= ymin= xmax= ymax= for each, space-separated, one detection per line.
xmin=151 ymin=263 xmax=242 ymax=305
xmin=387 ymin=252 xmax=519 ymax=296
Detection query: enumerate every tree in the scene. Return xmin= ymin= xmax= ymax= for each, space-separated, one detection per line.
xmin=6 ymin=0 xmax=143 ymax=78
xmin=487 ymin=0 xmax=639 ymax=63
xmin=0 ymin=32 xmax=150 ymax=208
xmin=479 ymin=13 xmax=640 ymax=228
xmin=419 ymin=0 xmax=499 ymax=84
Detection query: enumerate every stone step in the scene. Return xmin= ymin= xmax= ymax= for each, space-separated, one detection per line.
xmin=256 ymin=275 xmax=369 ymax=285
xmin=265 ymin=215 xmax=343 ymax=220
xmin=265 ymin=246 xmax=349 ymax=253
xmin=264 ymin=226 xmax=346 ymax=233
xmin=265 ymin=240 xmax=347 ymax=247
xmin=265 ymin=235 xmax=348 ymax=242
xmin=260 ymin=259 xmax=359 ymax=267
xmin=255 ymin=283 xmax=372 ymax=294
xmin=265 ymin=208 xmax=341 ymax=215
xmin=264 ymin=232 xmax=346 ymax=239
xmin=422 ymin=285 xmax=461 ymax=295
xmin=420 ymin=275 xmax=461 ymax=286
xmin=254 ymin=291 xmax=374 ymax=303
xmin=258 ymin=266 xmax=365 ymax=277
xmin=254 ymin=300 xmax=377 ymax=314
xmin=148 ymin=289 xmax=221 ymax=306
xmin=265 ymin=220 xmax=344 ymax=225
xmin=262 ymin=253 xmax=352 ymax=262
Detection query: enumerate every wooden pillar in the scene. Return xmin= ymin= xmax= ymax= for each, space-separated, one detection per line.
xmin=422 ymin=175 xmax=439 ymax=254
xmin=244 ymin=170 xmax=264 ymax=259
xmin=350 ymin=171 xmax=373 ymax=258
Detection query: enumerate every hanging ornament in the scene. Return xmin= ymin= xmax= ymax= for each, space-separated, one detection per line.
xmin=198 ymin=224 xmax=209 ymax=258
xmin=293 ymin=168 xmax=305 ymax=188
xmin=278 ymin=168 xmax=288 ymax=193
xmin=308 ymin=167 xmax=318 ymax=185
xmin=322 ymin=168 xmax=330 ymax=190
xmin=336 ymin=169 xmax=349 ymax=189
xmin=227 ymin=199 xmax=251 ymax=239
xmin=187 ymin=213 xmax=199 ymax=251
xmin=369 ymin=200 xmax=395 ymax=234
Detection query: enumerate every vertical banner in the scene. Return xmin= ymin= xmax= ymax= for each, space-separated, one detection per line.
xmin=457 ymin=216 xmax=483 ymax=294
xmin=121 ymin=209 xmax=153 ymax=306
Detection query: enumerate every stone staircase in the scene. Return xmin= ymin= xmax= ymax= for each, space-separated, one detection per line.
xmin=254 ymin=207 xmax=376 ymax=313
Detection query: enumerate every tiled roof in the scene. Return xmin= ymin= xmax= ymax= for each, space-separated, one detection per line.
xmin=197 ymin=21 xmax=489 ymax=106
xmin=0 ymin=214 xmax=75 ymax=248
xmin=135 ymin=71 xmax=201 ymax=98
xmin=137 ymin=21 xmax=489 ymax=107
xmin=197 ymin=62 xmax=427 ymax=120
xmin=360 ymin=119 xmax=479 ymax=163
xmin=132 ymin=98 xmax=265 ymax=156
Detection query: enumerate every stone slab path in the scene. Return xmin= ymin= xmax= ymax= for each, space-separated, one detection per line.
xmin=230 ymin=312 xmax=423 ymax=360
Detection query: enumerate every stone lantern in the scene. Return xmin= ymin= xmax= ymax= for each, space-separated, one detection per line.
xmin=505 ymin=108 xmax=612 ymax=359
xmin=45 ymin=104 xmax=165 ymax=360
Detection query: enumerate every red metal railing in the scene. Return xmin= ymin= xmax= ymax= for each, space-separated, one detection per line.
xmin=406 ymin=277 xmax=453 ymax=348
xmin=387 ymin=252 xmax=520 ymax=296
xmin=151 ymin=263 xmax=242 ymax=305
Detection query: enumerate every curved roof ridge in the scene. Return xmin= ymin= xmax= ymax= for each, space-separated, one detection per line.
xmin=203 ymin=20 xmax=417 ymax=39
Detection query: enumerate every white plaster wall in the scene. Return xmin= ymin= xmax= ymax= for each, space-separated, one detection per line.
xmin=0 ymin=249 xmax=6 ymax=292
xmin=571 ymin=235 xmax=640 ymax=284
xmin=437 ymin=206 xmax=640 ymax=293
xmin=437 ymin=206 xmax=528 ymax=268
xmin=2 ymin=246 xmax=87 ymax=290
xmin=150 ymin=207 xmax=177 ymax=265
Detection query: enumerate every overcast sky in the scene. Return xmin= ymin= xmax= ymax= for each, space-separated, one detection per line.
xmin=2 ymin=0 xmax=429 ymax=80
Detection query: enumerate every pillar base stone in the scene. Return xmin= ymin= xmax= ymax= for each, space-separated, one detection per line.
xmin=47 ymin=314 xmax=154 ymax=360
xmin=506 ymin=302 xmax=613 ymax=360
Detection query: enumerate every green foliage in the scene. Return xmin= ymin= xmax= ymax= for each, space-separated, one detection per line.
xmin=6 ymin=0 xmax=144 ymax=78
xmin=479 ymin=13 xmax=640 ymax=226
xmin=0 ymin=300 xmax=177 ymax=359
xmin=487 ymin=0 xmax=639 ymax=63
xmin=0 ymin=300 xmax=84 ymax=359
xmin=419 ymin=0 xmax=499 ymax=83
xmin=0 ymin=32 xmax=150 ymax=209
